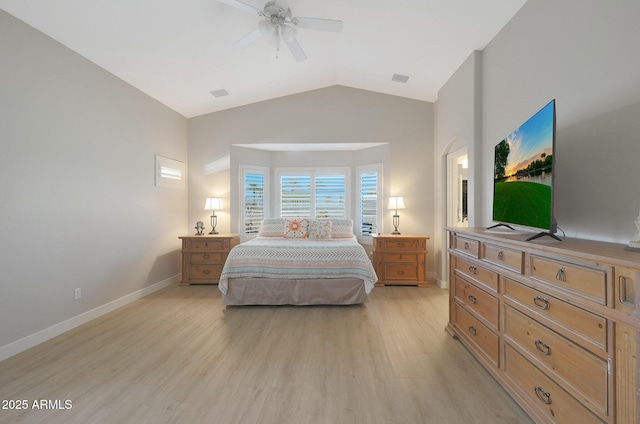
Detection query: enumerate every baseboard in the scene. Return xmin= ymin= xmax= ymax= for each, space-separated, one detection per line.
xmin=0 ymin=274 xmax=180 ymax=362
xmin=436 ymin=277 xmax=449 ymax=289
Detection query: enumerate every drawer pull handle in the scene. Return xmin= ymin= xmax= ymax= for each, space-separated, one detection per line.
xmin=619 ymin=276 xmax=628 ymax=303
xmin=202 ymin=254 xmax=210 ymax=259
xmin=464 ymin=242 xmax=469 ymax=250
xmin=497 ymin=250 xmax=504 ymax=260
xmin=202 ymin=269 xmax=211 ymax=275
xmin=468 ymin=266 xmax=477 ymax=275
xmin=555 ymin=267 xmax=566 ymax=281
xmin=534 ymin=387 xmax=552 ymax=405
xmin=397 ymin=270 xmax=405 ymax=275
xmin=467 ymin=294 xmax=477 ymax=304
xmin=534 ymin=340 xmax=551 ymax=355
xmin=398 ymin=242 xmax=405 ymax=247
xmin=468 ymin=326 xmax=477 ymax=336
xmin=533 ymin=296 xmax=550 ymax=310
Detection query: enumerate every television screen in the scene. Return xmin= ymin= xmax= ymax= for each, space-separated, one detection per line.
xmin=492 ymin=100 xmax=556 ymax=233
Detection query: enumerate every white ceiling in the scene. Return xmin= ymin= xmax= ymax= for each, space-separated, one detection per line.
xmin=0 ymin=0 xmax=527 ymax=118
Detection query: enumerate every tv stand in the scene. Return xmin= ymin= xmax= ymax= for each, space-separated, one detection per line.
xmin=524 ymin=231 xmax=562 ymax=242
xmin=487 ymin=223 xmax=515 ymax=231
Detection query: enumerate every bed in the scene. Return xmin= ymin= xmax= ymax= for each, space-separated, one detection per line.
xmin=218 ymin=218 xmax=378 ymax=305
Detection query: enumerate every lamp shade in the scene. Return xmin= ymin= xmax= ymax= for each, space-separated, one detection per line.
xmin=204 ymin=197 xmax=222 ymax=211
xmin=388 ymin=196 xmax=405 ymax=210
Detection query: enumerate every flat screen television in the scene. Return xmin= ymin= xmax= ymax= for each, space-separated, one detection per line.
xmin=490 ymin=99 xmax=559 ymax=241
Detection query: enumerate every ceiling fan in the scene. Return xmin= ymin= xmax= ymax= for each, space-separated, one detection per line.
xmin=218 ymin=0 xmax=343 ymax=62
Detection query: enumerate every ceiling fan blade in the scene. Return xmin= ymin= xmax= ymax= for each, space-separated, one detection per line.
xmin=217 ymin=0 xmax=262 ymax=15
xmin=274 ymin=0 xmax=290 ymax=10
xmin=234 ymin=28 xmax=263 ymax=47
xmin=284 ymin=37 xmax=307 ymax=62
xmin=293 ymin=17 xmax=343 ymax=33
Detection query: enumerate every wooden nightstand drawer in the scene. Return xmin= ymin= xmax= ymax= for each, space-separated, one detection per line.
xmin=504 ymin=344 xmax=605 ymax=424
xmin=482 ymin=242 xmax=524 ymax=274
xmin=454 ymin=302 xmax=499 ymax=366
xmin=385 ymin=253 xmax=417 ymax=263
xmin=504 ymin=306 xmax=608 ymax=416
xmin=530 ymin=255 xmax=609 ymax=305
xmin=188 ymin=239 xmax=228 ymax=250
xmin=454 ymin=275 xmax=499 ymax=330
xmin=385 ymin=263 xmax=417 ymax=280
xmin=454 ymin=256 xmax=498 ymax=293
xmin=190 ymin=251 xmax=226 ymax=264
xmin=381 ymin=239 xmax=419 ymax=251
xmin=503 ymin=277 xmax=607 ymax=352
xmin=190 ymin=264 xmax=224 ymax=280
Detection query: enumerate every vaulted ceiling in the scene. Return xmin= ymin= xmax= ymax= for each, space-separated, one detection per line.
xmin=0 ymin=0 xmax=527 ymax=118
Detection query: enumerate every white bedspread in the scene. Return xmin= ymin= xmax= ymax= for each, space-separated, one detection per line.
xmin=218 ymin=236 xmax=378 ymax=295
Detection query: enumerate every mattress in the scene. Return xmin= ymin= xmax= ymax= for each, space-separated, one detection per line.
xmin=218 ymin=236 xmax=378 ymax=304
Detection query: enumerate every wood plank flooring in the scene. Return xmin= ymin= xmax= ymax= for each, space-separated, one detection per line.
xmin=0 ymin=285 xmax=533 ymax=424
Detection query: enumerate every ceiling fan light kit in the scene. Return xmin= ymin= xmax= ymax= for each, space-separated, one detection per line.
xmin=218 ymin=0 xmax=343 ymax=62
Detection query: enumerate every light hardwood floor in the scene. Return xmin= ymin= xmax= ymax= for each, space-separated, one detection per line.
xmin=0 ymin=285 xmax=532 ymax=424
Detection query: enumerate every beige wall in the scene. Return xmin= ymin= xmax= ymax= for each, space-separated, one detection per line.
xmin=0 ymin=9 xmax=188 ymax=359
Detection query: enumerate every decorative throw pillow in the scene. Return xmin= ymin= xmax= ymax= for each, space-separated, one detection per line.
xmin=258 ymin=218 xmax=285 ymax=237
xmin=283 ymin=218 xmax=309 ymax=238
xmin=309 ymin=219 xmax=332 ymax=239
xmin=329 ymin=218 xmax=354 ymax=238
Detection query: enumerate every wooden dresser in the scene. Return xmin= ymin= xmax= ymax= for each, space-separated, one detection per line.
xmin=446 ymin=227 xmax=639 ymax=423
xmin=179 ymin=234 xmax=240 ymax=285
xmin=372 ymin=234 xmax=429 ymax=287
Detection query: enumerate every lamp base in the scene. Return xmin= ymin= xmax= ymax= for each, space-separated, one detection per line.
xmin=391 ymin=230 xmax=401 ymax=235
xmin=209 ymin=230 xmax=219 ymax=235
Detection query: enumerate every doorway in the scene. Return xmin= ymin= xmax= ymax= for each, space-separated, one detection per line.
xmin=447 ymin=148 xmax=468 ymax=228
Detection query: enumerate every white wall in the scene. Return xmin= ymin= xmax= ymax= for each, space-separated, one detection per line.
xmin=434 ymin=51 xmax=482 ymax=285
xmin=0 ymin=10 xmax=189 ymax=359
xmin=436 ymin=0 xmax=640 ymax=269
xmin=481 ymin=0 xmax=640 ymax=243
xmin=188 ymin=86 xmax=435 ymax=271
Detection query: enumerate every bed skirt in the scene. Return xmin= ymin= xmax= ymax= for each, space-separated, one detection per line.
xmin=222 ymin=277 xmax=369 ymax=306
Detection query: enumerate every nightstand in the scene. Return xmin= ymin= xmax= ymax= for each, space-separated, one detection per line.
xmin=178 ymin=234 xmax=240 ymax=285
xmin=372 ymin=234 xmax=429 ymax=287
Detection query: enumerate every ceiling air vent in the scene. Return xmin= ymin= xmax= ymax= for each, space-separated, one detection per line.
xmin=391 ymin=74 xmax=409 ymax=84
xmin=210 ymin=89 xmax=229 ymax=98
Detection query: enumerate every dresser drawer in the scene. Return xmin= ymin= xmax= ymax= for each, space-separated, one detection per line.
xmin=454 ymin=302 xmax=499 ymax=366
xmin=454 ymin=275 xmax=499 ymax=330
xmin=504 ymin=306 xmax=608 ymax=416
xmin=454 ymin=256 xmax=498 ymax=293
xmin=530 ymin=255 xmax=608 ymax=305
xmin=190 ymin=251 xmax=226 ymax=264
xmin=187 ymin=239 xmax=228 ymax=250
xmin=384 ymin=263 xmax=417 ymax=281
xmin=385 ymin=253 xmax=418 ymax=263
xmin=503 ymin=344 xmax=605 ymax=424
xmin=482 ymin=243 xmax=524 ymax=274
xmin=503 ymin=278 xmax=607 ymax=352
xmin=190 ymin=264 xmax=224 ymax=280
xmin=451 ymin=235 xmax=480 ymax=258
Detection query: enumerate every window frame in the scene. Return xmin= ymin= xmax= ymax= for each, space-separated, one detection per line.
xmin=239 ymin=164 xmax=269 ymax=235
xmin=275 ymin=167 xmax=351 ymax=219
xmin=356 ymin=163 xmax=383 ymax=243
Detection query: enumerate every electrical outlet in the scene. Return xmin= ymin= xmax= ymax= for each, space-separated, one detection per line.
xmin=74 ymin=288 xmax=81 ymax=300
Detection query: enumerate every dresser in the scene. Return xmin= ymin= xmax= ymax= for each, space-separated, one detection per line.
xmin=179 ymin=234 xmax=240 ymax=285
xmin=446 ymin=227 xmax=640 ymax=423
xmin=372 ymin=234 xmax=429 ymax=287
